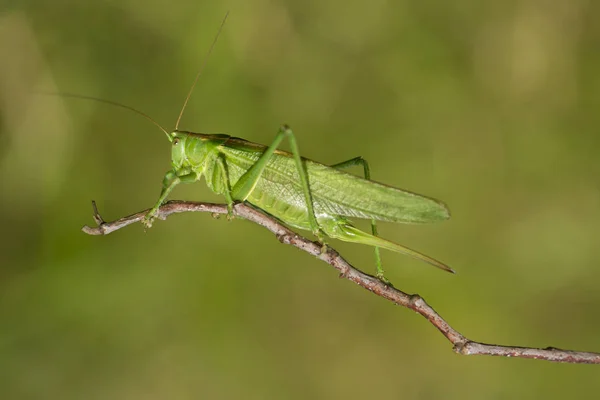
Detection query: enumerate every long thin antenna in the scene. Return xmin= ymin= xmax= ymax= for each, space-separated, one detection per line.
xmin=174 ymin=11 xmax=229 ymax=131
xmin=37 ymin=91 xmax=171 ymax=140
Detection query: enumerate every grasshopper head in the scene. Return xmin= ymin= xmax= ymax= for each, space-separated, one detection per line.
xmin=169 ymin=131 xmax=188 ymax=169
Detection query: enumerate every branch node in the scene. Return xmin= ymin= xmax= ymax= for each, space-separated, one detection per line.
xmin=452 ymin=341 xmax=470 ymax=355
xmin=338 ymin=267 xmax=350 ymax=279
xmin=276 ymin=232 xmax=290 ymax=244
xmin=91 ymin=200 xmax=105 ymax=225
xmin=409 ymin=294 xmax=424 ymax=307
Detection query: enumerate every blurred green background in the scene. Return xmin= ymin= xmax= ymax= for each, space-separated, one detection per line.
xmin=1 ymin=0 xmax=600 ymax=398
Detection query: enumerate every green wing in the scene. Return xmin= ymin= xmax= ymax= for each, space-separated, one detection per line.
xmin=220 ymin=138 xmax=450 ymax=224
xmin=304 ymin=160 xmax=449 ymax=223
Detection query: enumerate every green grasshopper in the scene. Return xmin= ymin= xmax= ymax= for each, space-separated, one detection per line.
xmin=143 ymin=124 xmax=453 ymax=280
xmin=81 ymin=16 xmax=453 ymax=280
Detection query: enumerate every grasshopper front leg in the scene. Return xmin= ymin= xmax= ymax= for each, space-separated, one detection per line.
xmin=231 ymin=125 xmax=325 ymax=242
xmin=143 ymin=169 xmax=198 ymax=228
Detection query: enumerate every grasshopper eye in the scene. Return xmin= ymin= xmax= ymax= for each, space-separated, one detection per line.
xmin=173 ymin=138 xmax=180 ymax=145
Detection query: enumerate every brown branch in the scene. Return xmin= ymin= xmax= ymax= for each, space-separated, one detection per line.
xmin=82 ymin=200 xmax=600 ymax=364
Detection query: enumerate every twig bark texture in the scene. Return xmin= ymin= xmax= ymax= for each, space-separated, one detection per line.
xmin=82 ymin=200 xmax=600 ymax=364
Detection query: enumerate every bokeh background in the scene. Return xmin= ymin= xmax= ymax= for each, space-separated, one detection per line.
xmin=1 ymin=0 xmax=600 ymax=398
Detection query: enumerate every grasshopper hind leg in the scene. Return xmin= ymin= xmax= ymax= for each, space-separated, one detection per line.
xmin=329 ymin=157 xmax=386 ymax=280
xmin=320 ymin=217 xmax=454 ymax=275
xmin=329 ymin=156 xmax=454 ymax=279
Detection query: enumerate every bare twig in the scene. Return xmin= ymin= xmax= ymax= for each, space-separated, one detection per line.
xmin=82 ymin=200 xmax=600 ymax=364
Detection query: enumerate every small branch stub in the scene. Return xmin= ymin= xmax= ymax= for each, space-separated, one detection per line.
xmin=82 ymin=200 xmax=600 ymax=364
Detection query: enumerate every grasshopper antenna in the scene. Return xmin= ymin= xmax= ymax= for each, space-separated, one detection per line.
xmin=37 ymin=91 xmax=171 ymax=140
xmin=174 ymin=11 xmax=229 ymax=131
